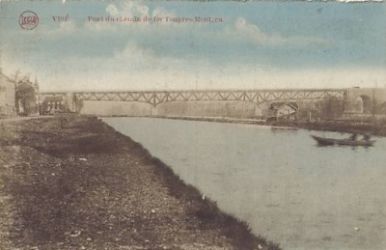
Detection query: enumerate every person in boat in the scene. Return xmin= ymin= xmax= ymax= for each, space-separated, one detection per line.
xmin=349 ymin=133 xmax=358 ymax=141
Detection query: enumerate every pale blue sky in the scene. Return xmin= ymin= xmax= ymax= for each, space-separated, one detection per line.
xmin=0 ymin=1 xmax=385 ymax=90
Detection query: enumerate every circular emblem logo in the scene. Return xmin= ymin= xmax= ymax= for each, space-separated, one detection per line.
xmin=19 ymin=11 xmax=39 ymax=30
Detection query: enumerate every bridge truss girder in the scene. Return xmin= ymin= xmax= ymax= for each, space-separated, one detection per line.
xmin=39 ymin=89 xmax=346 ymax=107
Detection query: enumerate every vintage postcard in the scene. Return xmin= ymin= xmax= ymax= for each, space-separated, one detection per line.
xmin=1 ymin=0 xmax=386 ymax=249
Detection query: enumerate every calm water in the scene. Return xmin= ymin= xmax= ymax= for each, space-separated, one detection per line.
xmin=103 ymin=117 xmax=386 ymax=250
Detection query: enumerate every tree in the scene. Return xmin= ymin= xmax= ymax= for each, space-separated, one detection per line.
xmin=15 ymin=80 xmax=38 ymax=115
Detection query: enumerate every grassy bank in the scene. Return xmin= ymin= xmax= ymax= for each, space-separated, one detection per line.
xmin=0 ymin=115 xmax=280 ymax=250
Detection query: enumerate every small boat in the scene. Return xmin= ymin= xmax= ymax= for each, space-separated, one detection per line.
xmin=311 ymin=135 xmax=337 ymax=146
xmin=311 ymin=135 xmax=375 ymax=147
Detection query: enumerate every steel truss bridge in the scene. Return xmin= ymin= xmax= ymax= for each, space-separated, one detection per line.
xmin=39 ymin=89 xmax=346 ymax=107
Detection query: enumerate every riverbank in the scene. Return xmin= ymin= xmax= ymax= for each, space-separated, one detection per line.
xmin=105 ymin=115 xmax=386 ymax=137
xmin=271 ymin=119 xmax=386 ymax=137
xmin=0 ymin=115 xmax=280 ymax=250
xmin=106 ymin=115 xmax=267 ymax=125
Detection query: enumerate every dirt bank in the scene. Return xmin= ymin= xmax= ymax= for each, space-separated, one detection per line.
xmin=0 ymin=115 xmax=280 ymax=250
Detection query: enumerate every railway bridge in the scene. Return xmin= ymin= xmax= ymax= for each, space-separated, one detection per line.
xmin=37 ymin=88 xmax=386 ymax=118
xmin=39 ymin=88 xmax=344 ymax=109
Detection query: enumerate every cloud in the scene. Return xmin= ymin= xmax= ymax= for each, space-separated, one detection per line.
xmin=114 ymin=2 xmax=149 ymax=17
xmin=113 ymin=42 xmax=167 ymax=69
xmin=56 ymin=20 xmax=76 ymax=32
xmin=106 ymin=4 xmax=119 ymax=16
xmin=234 ymin=17 xmax=329 ymax=46
xmin=110 ymin=42 xmax=195 ymax=78
xmin=105 ymin=2 xmax=175 ymax=18
xmin=152 ymin=7 xmax=175 ymax=18
xmin=27 ymin=18 xmax=77 ymax=34
xmin=235 ymin=17 xmax=272 ymax=44
xmin=3 ymin=39 xmax=385 ymax=92
xmin=83 ymin=2 xmax=176 ymax=31
xmin=36 ymin=65 xmax=386 ymax=92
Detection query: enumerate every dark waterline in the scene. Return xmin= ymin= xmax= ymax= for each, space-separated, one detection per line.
xmin=103 ymin=117 xmax=386 ymax=250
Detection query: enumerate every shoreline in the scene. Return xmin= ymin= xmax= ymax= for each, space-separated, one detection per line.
xmin=0 ymin=115 xmax=280 ymax=250
xmin=101 ymin=115 xmax=386 ymax=137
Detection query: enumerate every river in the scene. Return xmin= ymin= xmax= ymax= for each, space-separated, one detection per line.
xmin=103 ymin=117 xmax=386 ymax=250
